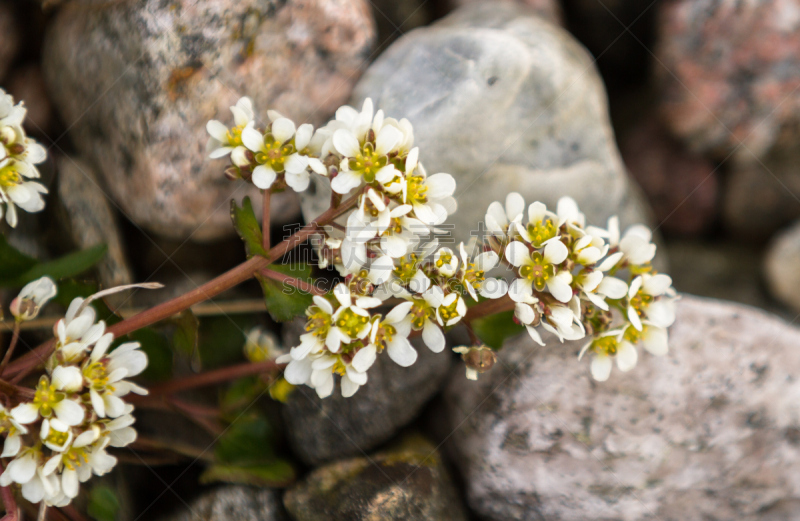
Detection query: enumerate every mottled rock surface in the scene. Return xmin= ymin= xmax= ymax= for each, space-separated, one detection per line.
xmin=621 ymin=119 xmax=717 ymax=236
xmin=765 ymin=220 xmax=800 ymax=314
xmin=443 ymin=295 xmax=800 ymax=520
xmin=43 ymin=0 xmax=374 ymax=241
xmin=722 ymin=147 xmax=800 ymax=240
xmin=284 ymin=435 xmax=467 ymax=521
xmin=301 ymin=2 xmax=653 ymax=246
xmin=57 ymin=157 xmax=134 ymax=293
xmin=657 ymin=0 xmax=800 ymax=157
xmin=281 ymin=318 xmax=452 ymax=465
xmin=163 ymin=486 xmax=285 ymax=521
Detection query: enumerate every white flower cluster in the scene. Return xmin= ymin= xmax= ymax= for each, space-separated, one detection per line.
xmin=0 ymin=89 xmax=47 ymax=227
xmin=208 ymin=98 xmax=678 ymax=393
xmin=487 ymin=193 xmax=678 ymax=381
xmin=0 ymin=296 xmax=147 ymax=507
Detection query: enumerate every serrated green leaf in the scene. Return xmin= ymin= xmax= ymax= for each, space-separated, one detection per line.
xmin=87 ymin=485 xmax=120 ymax=521
xmin=215 ymin=414 xmax=276 ymax=464
xmin=471 ymin=310 xmax=524 ymax=350
xmin=199 ymin=460 xmax=295 ymax=488
xmin=231 ymin=196 xmax=268 ymax=259
xmin=125 ymin=328 xmax=173 ymax=382
xmin=0 ymin=243 xmax=107 ymax=287
xmin=0 ymin=235 xmax=36 ymax=281
xmin=257 ymin=263 xmax=314 ymax=322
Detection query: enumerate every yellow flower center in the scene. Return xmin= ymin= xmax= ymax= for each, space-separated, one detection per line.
xmin=62 ymin=446 xmax=90 ymax=471
xmin=305 ymin=305 xmax=332 ymax=338
xmin=526 ymin=218 xmax=557 ymax=248
xmin=438 ymin=298 xmax=461 ymax=322
xmin=83 ymin=361 xmax=110 ymax=391
xmin=409 ymin=299 xmax=434 ymax=329
xmin=225 ymin=125 xmax=245 ymax=147
xmin=33 ymin=377 xmax=63 ymax=419
xmin=348 ymin=143 xmax=387 ymax=183
xmin=592 ymin=335 xmax=619 ymax=356
xmin=0 ymin=164 xmax=21 ymax=189
xmin=629 ymin=290 xmax=653 ymax=318
xmin=335 ymin=308 xmax=369 ymax=338
xmin=435 ymin=252 xmax=453 ymax=269
xmin=464 ymin=262 xmax=485 ymax=289
xmin=406 ymin=174 xmax=428 ymax=205
xmin=519 ymin=252 xmax=554 ymax=292
xmin=45 ymin=427 xmax=69 ymax=448
xmin=393 ymin=254 xmax=419 ymax=284
xmin=254 ymin=134 xmax=296 ymax=172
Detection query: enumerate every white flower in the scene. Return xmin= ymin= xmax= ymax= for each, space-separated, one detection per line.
xmin=540 ymin=299 xmax=586 ymax=342
xmin=243 ymin=327 xmax=283 ymax=363
xmin=0 ymin=446 xmax=40 ymax=486
xmin=505 ymin=239 xmax=572 ymax=303
xmin=40 ymin=419 xmax=73 ymax=452
xmin=0 ymin=404 xmax=28 ymax=458
xmin=432 ymin=247 xmax=459 ymax=277
xmin=404 ymin=165 xmax=457 ymax=226
xmin=458 ymin=243 xmax=508 ymax=300
xmin=594 ymin=217 xmax=656 ymax=267
xmin=51 ymin=297 xmax=107 ymax=365
xmin=370 ymin=301 xmax=417 ymax=367
xmin=485 ymin=192 xmax=525 ymax=239
xmin=327 ymin=284 xmax=380 ymax=353
xmin=579 ymin=329 xmax=637 ymax=382
xmin=626 ymin=273 xmax=677 ymax=331
xmin=12 ymin=376 xmax=85 ymax=427
xmin=0 ymin=158 xmax=47 ymax=227
xmin=575 ymin=270 xmax=628 ymax=311
xmin=289 ymin=296 xmax=337 ymax=361
xmin=242 ymin=117 xmax=312 ymax=191
xmin=517 ymin=201 xmax=559 ymax=248
xmin=10 ymin=276 xmax=57 ymax=321
xmin=330 ymin=122 xmax=404 ymax=194
xmin=622 ymin=322 xmax=669 ymax=357
xmin=206 ymin=96 xmax=255 ymax=158
xmin=83 ymin=335 xmax=149 ymax=419
xmin=556 ymin=196 xmax=585 ymax=229
xmin=514 ymin=301 xmax=545 ymax=347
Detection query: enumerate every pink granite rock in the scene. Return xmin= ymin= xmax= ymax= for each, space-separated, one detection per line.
xmin=657 ymin=0 xmax=800 ymax=158
xmin=43 ymin=0 xmax=375 ymax=241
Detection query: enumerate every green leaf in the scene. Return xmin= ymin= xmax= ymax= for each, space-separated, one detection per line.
xmin=125 ymin=328 xmax=173 ymax=382
xmin=257 ymin=262 xmax=314 ymax=322
xmin=0 ymin=242 xmax=107 ymax=287
xmin=199 ymin=460 xmax=295 ymax=488
xmin=220 ymin=376 xmax=263 ymax=413
xmin=471 ymin=310 xmax=525 ymax=350
xmin=231 ymin=196 xmax=268 ymax=259
xmin=0 ymin=235 xmax=36 ymax=281
xmin=215 ymin=414 xmax=276 ymax=464
xmin=87 ymin=485 xmax=120 ymax=521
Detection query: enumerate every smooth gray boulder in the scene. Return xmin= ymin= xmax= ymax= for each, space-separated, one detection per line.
xmin=301 ymin=2 xmax=653 ymax=246
xmin=442 ymin=295 xmax=800 ymax=520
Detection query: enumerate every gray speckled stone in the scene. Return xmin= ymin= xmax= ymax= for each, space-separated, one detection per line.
xmin=301 ymin=2 xmax=653 ymax=246
xmin=43 ymin=0 xmax=374 ymax=241
xmin=284 ymin=435 xmax=467 ymax=521
xmin=442 ymin=295 xmax=800 ymax=521
xmin=281 ymin=318 xmax=452 ymax=465
xmin=163 ymin=486 xmax=285 ymax=521
xmin=57 ymin=157 xmax=134 ymax=293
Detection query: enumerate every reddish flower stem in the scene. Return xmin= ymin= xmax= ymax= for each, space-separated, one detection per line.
xmin=136 ymin=360 xmax=281 ymax=397
xmin=259 ymin=268 xmax=328 ymax=296
xmin=0 ymin=485 xmax=17 ymax=521
xmin=3 ymin=193 xmax=359 ymax=382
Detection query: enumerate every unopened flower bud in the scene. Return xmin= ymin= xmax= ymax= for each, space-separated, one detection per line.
xmin=224 ymin=166 xmax=241 ymax=181
xmin=231 ymin=146 xmax=251 ymax=168
xmin=10 ymin=276 xmax=56 ymax=322
xmin=453 ymin=345 xmax=496 ymax=380
xmin=244 ymin=327 xmax=282 ymax=363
